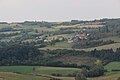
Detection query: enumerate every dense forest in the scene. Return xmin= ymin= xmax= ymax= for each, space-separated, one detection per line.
xmin=0 ymin=45 xmax=120 ymax=66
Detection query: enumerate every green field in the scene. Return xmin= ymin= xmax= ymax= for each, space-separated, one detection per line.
xmin=0 ymin=66 xmax=79 ymax=80
xmin=105 ymin=62 xmax=120 ymax=75
xmin=79 ymin=43 xmax=120 ymax=51
xmin=0 ymin=72 xmax=75 ymax=80
xmin=105 ymin=62 xmax=120 ymax=71
xmin=40 ymin=42 xmax=73 ymax=50
xmin=88 ymin=74 xmax=120 ymax=80
xmin=0 ymin=72 xmax=50 ymax=80
xmin=40 ymin=42 xmax=120 ymax=52
xmin=49 ymin=34 xmax=74 ymax=39
xmin=0 ymin=66 xmax=79 ymax=76
xmin=101 ymin=36 xmax=120 ymax=42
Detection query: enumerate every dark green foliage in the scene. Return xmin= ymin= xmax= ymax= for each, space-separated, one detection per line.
xmin=50 ymin=78 xmax=61 ymax=80
xmin=0 ymin=27 xmax=13 ymax=32
xmin=88 ymin=64 xmax=105 ymax=77
xmin=75 ymin=72 xmax=87 ymax=80
xmin=0 ymin=45 xmax=44 ymax=65
xmin=0 ymin=44 xmax=120 ymax=67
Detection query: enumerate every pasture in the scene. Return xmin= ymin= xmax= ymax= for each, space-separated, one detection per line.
xmin=0 ymin=72 xmax=50 ymax=80
xmin=40 ymin=43 xmax=120 ymax=52
xmin=101 ymin=36 xmax=120 ymax=42
xmin=105 ymin=62 xmax=120 ymax=76
xmin=0 ymin=66 xmax=79 ymax=80
xmin=0 ymin=66 xmax=79 ymax=76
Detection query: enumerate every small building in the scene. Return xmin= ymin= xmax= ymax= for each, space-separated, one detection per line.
xmin=79 ymin=34 xmax=89 ymax=39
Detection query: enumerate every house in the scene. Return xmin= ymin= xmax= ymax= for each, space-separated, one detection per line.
xmin=79 ymin=34 xmax=89 ymax=39
xmin=67 ymin=34 xmax=90 ymax=43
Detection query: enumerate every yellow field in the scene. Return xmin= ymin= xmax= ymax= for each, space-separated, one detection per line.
xmin=55 ymin=24 xmax=103 ymax=29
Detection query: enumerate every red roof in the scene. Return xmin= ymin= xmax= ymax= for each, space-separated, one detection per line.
xmin=79 ymin=34 xmax=88 ymax=39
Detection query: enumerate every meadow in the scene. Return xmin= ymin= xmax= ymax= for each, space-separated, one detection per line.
xmin=0 ymin=66 xmax=79 ymax=80
xmin=0 ymin=62 xmax=119 ymax=80
xmin=0 ymin=66 xmax=80 ymax=76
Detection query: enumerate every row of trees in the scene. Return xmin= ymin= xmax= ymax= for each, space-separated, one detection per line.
xmin=0 ymin=45 xmax=120 ymax=66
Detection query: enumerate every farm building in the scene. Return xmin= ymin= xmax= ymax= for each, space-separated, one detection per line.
xmin=79 ymin=34 xmax=89 ymax=39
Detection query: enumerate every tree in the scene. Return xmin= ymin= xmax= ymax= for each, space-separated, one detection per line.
xmin=88 ymin=64 xmax=105 ymax=77
xmin=75 ymin=69 xmax=87 ymax=80
xmin=75 ymin=73 xmax=87 ymax=80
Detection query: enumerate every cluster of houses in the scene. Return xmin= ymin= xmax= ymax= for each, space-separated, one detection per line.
xmin=68 ymin=34 xmax=90 ymax=43
xmin=42 ymin=33 xmax=90 ymax=43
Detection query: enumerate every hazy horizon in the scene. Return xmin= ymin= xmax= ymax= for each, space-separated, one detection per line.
xmin=0 ymin=0 xmax=120 ymax=22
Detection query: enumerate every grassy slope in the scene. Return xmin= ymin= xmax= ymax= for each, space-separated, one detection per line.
xmin=0 ymin=72 xmax=50 ymax=80
xmin=0 ymin=66 xmax=79 ymax=76
xmin=79 ymin=43 xmax=120 ymax=51
xmin=54 ymin=24 xmax=103 ymax=29
xmin=105 ymin=62 xmax=120 ymax=71
xmin=40 ymin=43 xmax=120 ymax=52
xmin=89 ymin=74 xmax=120 ymax=80
xmin=41 ymin=42 xmax=73 ymax=50
xmin=101 ymin=36 xmax=120 ymax=42
xmin=104 ymin=62 xmax=120 ymax=76
xmin=0 ymin=72 xmax=75 ymax=80
xmin=0 ymin=72 xmax=119 ymax=80
xmin=55 ymin=56 xmax=97 ymax=66
xmin=0 ymin=66 xmax=79 ymax=80
xmin=48 ymin=34 xmax=74 ymax=39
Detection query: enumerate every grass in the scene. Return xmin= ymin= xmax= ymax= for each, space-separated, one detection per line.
xmin=40 ymin=42 xmax=120 ymax=52
xmin=0 ymin=72 xmax=50 ymax=80
xmin=88 ymin=74 xmax=120 ymax=80
xmin=78 ymin=43 xmax=120 ymax=52
xmin=34 ymin=27 xmax=56 ymax=31
xmin=28 ymin=31 xmax=39 ymax=35
xmin=40 ymin=42 xmax=73 ymax=50
xmin=0 ymin=72 xmax=119 ymax=80
xmin=105 ymin=62 xmax=120 ymax=71
xmin=20 ymin=25 xmax=40 ymax=29
xmin=51 ymin=34 xmax=74 ymax=38
xmin=101 ymin=36 xmax=120 ymax=42
xmin=0 ymin=66 xmax=78 ymax=80
xmin=0 ymin=72 xmax=75 ymax=80
xmin=0 ymin=66 xmax=79 ymax=76
xmin=54 ymin=24 xmax=103 ymax=29
xmin=104 ymin=62 xmax=120 ymax=76
xmin=0 ymin=31 xmax=20 ymax=34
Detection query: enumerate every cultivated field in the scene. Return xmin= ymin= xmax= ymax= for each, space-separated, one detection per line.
xmin=55 ymin=24 xmax=103 ymax=29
